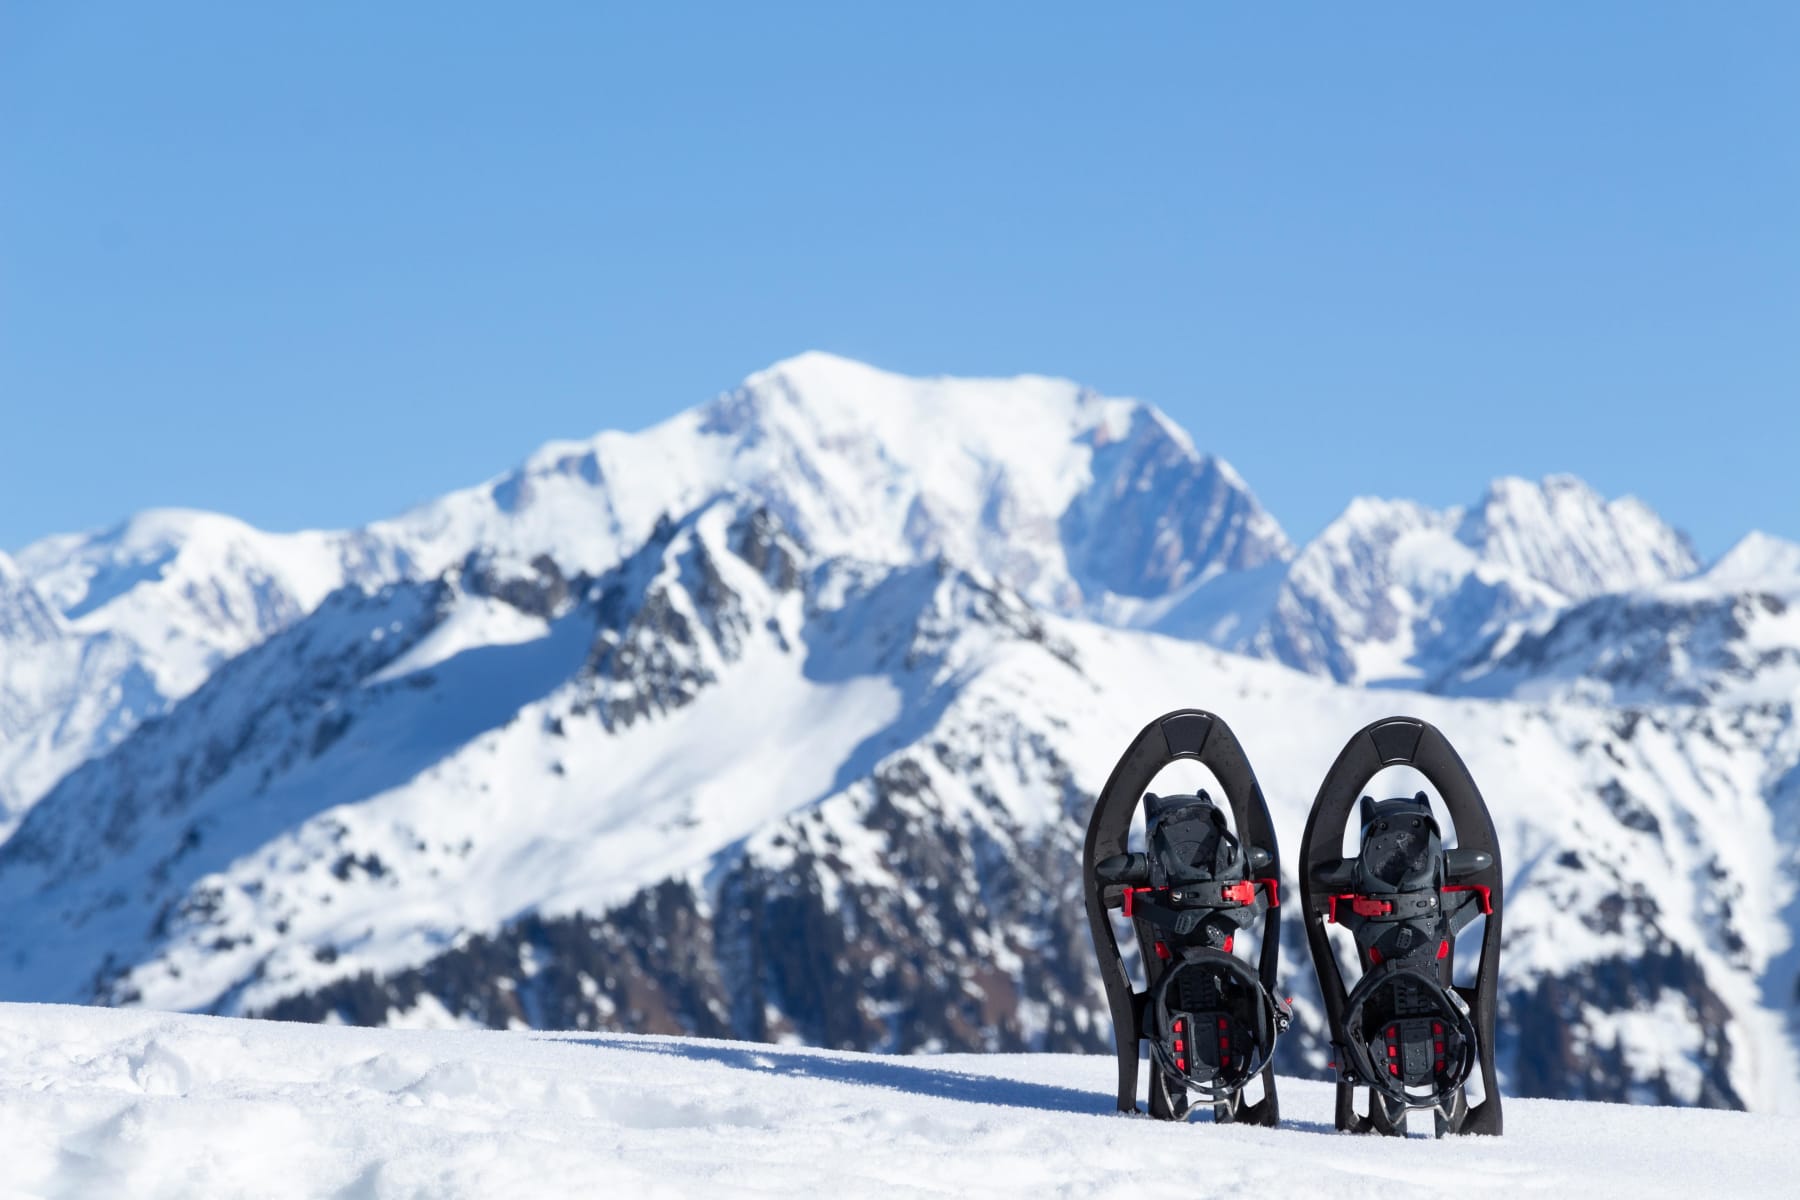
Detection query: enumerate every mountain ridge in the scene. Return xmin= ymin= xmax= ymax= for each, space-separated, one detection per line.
xmin=3 ymin=353 xmax=1797 ymax=1114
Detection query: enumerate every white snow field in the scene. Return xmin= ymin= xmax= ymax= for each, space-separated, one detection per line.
xmin=0 ymin=1004 xmax=1791 ymax=1200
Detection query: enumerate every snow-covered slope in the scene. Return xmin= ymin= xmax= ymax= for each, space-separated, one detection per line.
xmin=0 ymin=550 xmax=63 ymax=646
xmin=2 ymin=1004 xmax=1794 ymax=1200
xmin=0 ymin=552 xmax=66 ymax=740
xmin=1442 ymin=534 xmax=1800 ymax=705
xmin=0 ymin=504 xmax=906 ymax=1016
xmin=1223 ymin=476 xmax=1701 ymax=686
xmin=245 ymin=612 xmax=1800 ymax=1112
xmin=0 ymin=354 xmax=1284 ymax=830
xmin=373 ymin=351 xmax=1291 ymax=605
xmin=5 ymin=497 xmax=1797 ymax=1111
xmin=1708 ymin=531 xmax=1800 ymax=585
xmin=1459 ymin=475 xmax=1697 ymax=598
xmin=0 ymin=510 xmax=405 ymax=832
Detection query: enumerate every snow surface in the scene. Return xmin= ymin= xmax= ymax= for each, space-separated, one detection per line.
xmin=0 ymin=1003 xmax=1791 ymax=1200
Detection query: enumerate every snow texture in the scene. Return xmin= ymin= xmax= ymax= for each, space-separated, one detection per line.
xmin=0 ymin=1002 xmax=1793 ymax=1200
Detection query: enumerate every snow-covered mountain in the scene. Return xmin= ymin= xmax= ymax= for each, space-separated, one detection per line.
xmin=0 ymin=354 xmax=1284 ymax=830
xmin=369 ymin=351 xmax=1293 ymax=600
xmin=1212 ymin=476 xmax=1702 ymax=687
xmin=1444 ymin=577 xmax=1800 ymax=706
xmin=3 ymin=353 xmax=1798 ymax=1116
xmin=0 ymin=510 xmax=409 ymax=833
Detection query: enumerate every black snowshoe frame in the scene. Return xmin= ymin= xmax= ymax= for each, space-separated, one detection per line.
xmin=1299 ymin=717 xmax=1504 ymax=1137
xmin=1082 ymin=710 xmax=1287 ymax=1124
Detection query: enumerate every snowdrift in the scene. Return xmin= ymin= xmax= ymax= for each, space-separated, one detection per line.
xmin=0 ymin=1004 xmax=1791 ymax=1199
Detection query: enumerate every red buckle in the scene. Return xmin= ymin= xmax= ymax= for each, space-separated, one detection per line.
xmin=1444 ymin=884 xmax=1493 ymax=914
xmin=1327 ymin=893 xmax=1394 ymax=922
xmin=1257 ymin=878 xmax=1280 ymax=908
xmin=1121 ymin=886 xmax=1154 ymax=918
xmin=1220 ymin=881 xmax=1256 ymax=905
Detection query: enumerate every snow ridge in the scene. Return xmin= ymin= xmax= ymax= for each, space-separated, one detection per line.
xmin=1224 ymin=475 xmax=1706 ymax=686
xmin=1459 ymin=475 xmax=1698 ymax=599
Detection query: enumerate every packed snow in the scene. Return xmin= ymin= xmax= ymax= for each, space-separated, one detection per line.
xmin=0 ymin=1003 xmax=1791 ymax=1200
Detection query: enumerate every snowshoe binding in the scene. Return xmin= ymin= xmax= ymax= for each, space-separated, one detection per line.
xmin=1083 ymin=710 xmax=1290 ymax=1124
xmin=1299 ymin=717 xmax=1504 ymax=1137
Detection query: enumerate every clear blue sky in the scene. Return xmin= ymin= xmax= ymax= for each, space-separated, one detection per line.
xmin=4 ymin=2 xmax=1795 ymax=558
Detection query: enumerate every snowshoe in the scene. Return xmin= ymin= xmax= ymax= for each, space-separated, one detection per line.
xmin=1298 ymin=716 xmax=1504 ymax=1137
xmin=1082 ymin=710 xmax=1290 ymax=1124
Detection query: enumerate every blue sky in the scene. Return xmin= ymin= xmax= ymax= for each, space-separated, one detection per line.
xmin=3 ymin=2 xmax=1795 ymax=558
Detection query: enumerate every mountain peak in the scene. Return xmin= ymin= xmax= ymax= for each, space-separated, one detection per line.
xmin=1456 ymin=474 xmax=1696 ymax=599
xmin=724 ymin=352 xmax=1117 ymax=450
xmin=428 ymin=355 xmax=1286 ymax=618
xmin=746 ymin=349 xmax=908 ymax=390
xmin=97 ymin=506 xmax=261 ymax=546
xmin=1705 ymin=531 xmax=1800 ymax=586
xmin=17 ymin=507 xmax=353 ymax=628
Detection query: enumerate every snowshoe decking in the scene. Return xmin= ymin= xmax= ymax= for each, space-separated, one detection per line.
xmin=1299 ymin=716 xmax=1504 ymax=1137
xmin=1082 ymin=710 xmax=1290 ymax=1124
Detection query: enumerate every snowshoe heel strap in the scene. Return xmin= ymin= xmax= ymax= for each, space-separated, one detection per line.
xmin=1148 ymin=948 xmax=1283 ymax=1102
xmin=1337 ymin=961 xmax=1477 ymax=1110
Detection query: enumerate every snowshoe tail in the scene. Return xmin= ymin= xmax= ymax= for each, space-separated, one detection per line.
xmin=1298 ymin=717 xmax=1504 ymax=1137
xmin=1082 ymin=710 xmax=1288 ymax=1125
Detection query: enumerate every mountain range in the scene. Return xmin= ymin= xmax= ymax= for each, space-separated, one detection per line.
xmin=2 ymin=351 xmax=1796 ymax=1112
